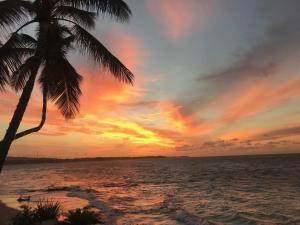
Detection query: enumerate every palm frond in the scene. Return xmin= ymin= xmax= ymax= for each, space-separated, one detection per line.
xmin=37 ymin=22 xmax=82 ymax=119
xmin=0 ymin=33 xmax=37 ymax=55
xmin=11 ymin=56 xmax=39 ymax=91
xmin=0 ymin=0 xmax=35 ymax=32
xmin=8 ymin=33 xmax=37 ymax=50
xmin=0 ymin=34 xmax=36 ymax=63
xmin=58 ymin=0 xmax=131 ymax=22
xmin=40 ymin=56 xmax=82 ymax=119
xmin=72 ymin=24 xmax=134 ymax=84
xmin=0 ymin=33 xmax=36 ymax=90
xmin=0 ymin=41 xmax=9 ymax=90
xmin=54 ymin=6 xmax=96 ymax=28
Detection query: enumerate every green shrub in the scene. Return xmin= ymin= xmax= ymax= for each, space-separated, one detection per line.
xmin=33 ymin=200 xmax=61 ymax=222
xmin=12 ymin=205 xmax=35 ymax=225
xmin=65 ymin=208 xmax=99 ymax=225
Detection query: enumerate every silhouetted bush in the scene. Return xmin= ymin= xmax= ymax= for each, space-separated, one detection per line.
xmin=11 ymin=200 xmax=60 ymax=225
xmin=65 ymin=208 xmax=99 ymax=225
xmin=12 ymin=205 xmax=35 ymax=225
xmin=11 ymin=201 xmax=100 ymax=225
xmin=33 ymin=200 xmax=61 ymax=222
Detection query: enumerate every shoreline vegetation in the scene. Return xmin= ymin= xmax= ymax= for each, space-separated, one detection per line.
xmin=0 ymin=200 xmax=101 ymax=225
xmin=4 ymin=153 xmax=300 ymax=166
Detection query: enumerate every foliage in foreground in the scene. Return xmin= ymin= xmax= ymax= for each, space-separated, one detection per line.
xmin=65 ymin=208 xmax=99 ymax=225
xmin=12 ymin=200 xmax=60 ymax=225
xmin=11 ymin=201 xmax=100 ymax=225
xmin=12 ymin=205 xmax=35 ymax=225
xmin=33 ymin=200 xmax=61 ymax=222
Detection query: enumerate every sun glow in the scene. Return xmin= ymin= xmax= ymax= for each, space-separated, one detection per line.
xmin=98 ymin=119 xmax=175 ymax=147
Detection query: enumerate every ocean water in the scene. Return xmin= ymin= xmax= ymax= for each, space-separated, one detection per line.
xmin=0 ymin=155 xmax=300 ymax=225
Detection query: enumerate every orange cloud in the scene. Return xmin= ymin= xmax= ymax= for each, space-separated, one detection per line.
xmin=217 ymin=76 xmax=300 ymax=124
xmin=193 ymin=75 xmax=300 ymax=144
xmin=156 ymin=102 xmax=195 ymax=131
xmin=78 ymin=74 xmax=145 ymax=115
xmin=96 ymin=118 xmax=175 ymax=147
xmin=147 ymin=0 xmax=209 ymax=40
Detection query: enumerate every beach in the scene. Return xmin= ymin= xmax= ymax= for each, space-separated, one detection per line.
xmin=0 ymin=201 xmax=18 ymax=225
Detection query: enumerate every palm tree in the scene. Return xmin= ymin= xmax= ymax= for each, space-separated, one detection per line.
xmin=0 ymin=0 xmax=134 ymax=172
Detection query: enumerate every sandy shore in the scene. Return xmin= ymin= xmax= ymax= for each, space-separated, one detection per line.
xmin=0 ymin=202 xmax=19 ymax=225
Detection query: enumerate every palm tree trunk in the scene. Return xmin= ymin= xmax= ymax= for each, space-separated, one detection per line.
xmin=14 ymin=87 xmax=47 ymax=140
xmin=0 ymin=65 xmax=39 ymax=173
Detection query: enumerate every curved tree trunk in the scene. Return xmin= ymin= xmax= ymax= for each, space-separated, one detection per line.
xmin=14 ymin=87 xmax=47 ymax=140
xmin=0 ymin=64 xmax=40 ymax=173
xmin=0 ymin=21 xmax=50 ymax=173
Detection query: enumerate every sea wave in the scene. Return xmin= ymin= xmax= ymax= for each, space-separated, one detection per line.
xmin=1 ymin=155 xmax=300 ymax=224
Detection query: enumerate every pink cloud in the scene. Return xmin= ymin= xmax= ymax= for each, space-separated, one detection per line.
xmin=147 ymin=0 xmax=209 ymax=40
xmin=216 ymin=76 xmax=300 ymax=124
xmin=102 ymin=29 xmax=147 ymax=72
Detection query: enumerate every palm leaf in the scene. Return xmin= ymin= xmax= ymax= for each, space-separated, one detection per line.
xmin=72 ymin=24 xmax=134 ymax=84
xmin=0 ymin=40 xmax=9 ymax=90
xmin=0 ymin=0 xmax=35 ymax=32
xmin=40 ymin=56 xmax=82 ymax=119
xmin=54 ymin=6 xmax=96 ymax=28
xmin=58 ymin=0 xmax=131 ymax=22
xmin=0 ymin=33 xmax=36 ymax=69
xmin=11 ymin=56 xmax=40 ymax=91
xmin=0 ymin=33 xmax=36 ymax=90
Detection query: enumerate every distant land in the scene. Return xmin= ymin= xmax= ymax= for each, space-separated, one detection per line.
xmin=5 ymin=156 xmax=169 ymax=165
xmin=5 ymin=153 xmax=300 ymax=165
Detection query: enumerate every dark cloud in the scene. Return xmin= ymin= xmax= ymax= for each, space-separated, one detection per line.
xmin=175 ymin=145 xmax=200 ymax=152
xmin=121 ymin=100 xmax=158 ymax=108
xmin=253 ymin=126 xmax=300 ymax=141
xmin=175 ymin=134 xmax=300 ymax=152
xmin=200 ymin=63 xmax=276 ymax=82
xmin=175 ymin=138 xmax=240 ymax=151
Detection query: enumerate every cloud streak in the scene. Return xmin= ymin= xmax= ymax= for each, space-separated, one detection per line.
xmin=147 ymin=0 xmax=209 ymax=40
xmin=215 ymin=76 xmax=300 ymax=124
xmin=253 ymin=126 xmax=300 ymax=141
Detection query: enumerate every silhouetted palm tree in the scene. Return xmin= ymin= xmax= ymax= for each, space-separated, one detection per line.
xmin=0 ymin=0 xmax=134 ymax=172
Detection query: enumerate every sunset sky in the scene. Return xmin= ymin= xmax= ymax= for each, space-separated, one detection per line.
xmin=1 ymin=0 xmax=300 ymax=158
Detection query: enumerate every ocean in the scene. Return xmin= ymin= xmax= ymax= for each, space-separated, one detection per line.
xmin=0 ymin=154 xmax=300 ymax=225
